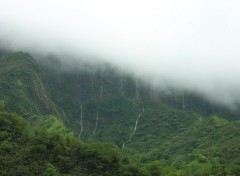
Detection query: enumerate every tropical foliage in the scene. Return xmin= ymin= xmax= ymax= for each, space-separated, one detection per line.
xmin=1 ymin=51 xmax=240 ymax=175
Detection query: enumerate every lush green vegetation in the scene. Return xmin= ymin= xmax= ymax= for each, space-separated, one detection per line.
xmin=0 ymin=52 xmax=57 ymax=115
xmin=1 ymin=51 xmax=240 ymax=175
xmin=0 ymin=112 xmax=136 ymax=175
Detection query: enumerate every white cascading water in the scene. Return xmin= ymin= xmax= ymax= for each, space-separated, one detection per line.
xmin=122 ymin=107 xmax=145 ymax=149
xmin=120 ymin=78 xmax=123 ymax=93
xmin=100 ymin=85 xmax=103 ymax=100
xmin=129 ymin=114 xmax=141 ymax=142
xmin=122 ymin=142 xmax=125 ymax=149
xmin=136 ymin=79 xmax=139 ymax=101
xmin=79 ymin=105 xmax=83 ymax=138
xmin=93 ymin=109 xmax=99 ymax=135
xmin=182 ymin=93 xmax=185 ymax=111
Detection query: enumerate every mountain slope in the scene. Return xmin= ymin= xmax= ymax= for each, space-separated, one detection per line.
xmin=0 ymin=52 xmax=56 ymax=115
xmin=1 ymin=51 xmax=240 ymax=175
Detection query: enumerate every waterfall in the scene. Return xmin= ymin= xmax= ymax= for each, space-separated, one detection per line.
xmin=79 ymin=105 xmax=83 ymax=138
xmin=93 ymin=109 xmax=99 ymax=135
xmin=190 ymin=97 xmax=193 ymax=111
xmin=120 ymin=78 xmax=123 ymax=94
xmin=129 ymin=114 xmax=141 ymax=142
xmin=122 ymin=142 xmax=125 ymax=149
xmin=123 ymin=108 xmax=145 ymax=148
xmin=151 ymin=89 xmax=159 ymax=102
xmin=175 ymin=97 xmax=178 ymax=109
xmin=100 ymin=85 xmax=103 ymax=100
xmin=136 ymin=80 xmax=139 ymax=100
xmin=182 ymin=93 xmax=185 ymax=111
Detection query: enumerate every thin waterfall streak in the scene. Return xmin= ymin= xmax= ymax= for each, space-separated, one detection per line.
xmin=129 ymin=114 xmax=140 ymax=142
xmin=79 ymin=105 xmax=83 ymax=138
xmin=100 ymin=85 xmax=103 ymax=100
xmin=120 ymin=78 xmax=123 ymax=93
xmin=93 ymin=111 xmax=99 ymax=135
xmin=136 ymin=80 xmax=139 ymax=100
xmin=182 ymin=93 xmax=185 ymax=111
xmin=122 ymin=142 xmax=125 ymax=149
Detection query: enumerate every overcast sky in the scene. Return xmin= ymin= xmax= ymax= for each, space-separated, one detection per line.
xmin=1 ymin=0 xmax=240 ymax=108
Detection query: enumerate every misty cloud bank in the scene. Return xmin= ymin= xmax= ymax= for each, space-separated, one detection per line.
xmin=1 ymin=0 xmax=240 ymax=108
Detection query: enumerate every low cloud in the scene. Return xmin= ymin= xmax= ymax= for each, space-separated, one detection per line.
xmin=1 ymin=0 xmax=240 ymax=108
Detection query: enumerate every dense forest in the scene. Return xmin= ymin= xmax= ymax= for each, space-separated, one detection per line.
xmin=1 ymin=51 xmax=240 ymax=175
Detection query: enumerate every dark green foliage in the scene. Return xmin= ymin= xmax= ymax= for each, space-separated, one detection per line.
xmin=0 ymin=112 xmax=149 ymax=175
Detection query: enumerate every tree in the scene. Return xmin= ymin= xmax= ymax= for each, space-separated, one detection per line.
xmin=43 ymin=163 xmax=61 ymax=176
xmin=0 ymin=100 xmax=5 ymax=111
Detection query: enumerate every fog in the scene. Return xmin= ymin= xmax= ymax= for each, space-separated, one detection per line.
xmin=1 ymin=0 xmax=240 ymax=108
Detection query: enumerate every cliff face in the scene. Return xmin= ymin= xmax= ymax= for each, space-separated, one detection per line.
xmin=0 ymin=52 xmax=54 ymax=115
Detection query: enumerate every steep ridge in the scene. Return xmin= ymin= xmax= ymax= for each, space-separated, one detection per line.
xmin=0 ymin=52 xmax=58 ymax=115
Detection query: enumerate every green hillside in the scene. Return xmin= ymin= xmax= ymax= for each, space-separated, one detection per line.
xmin=1 ymin=51 xmax=240 ymax=175
xmin=0 ymin=52 xmax=57 ymax=115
